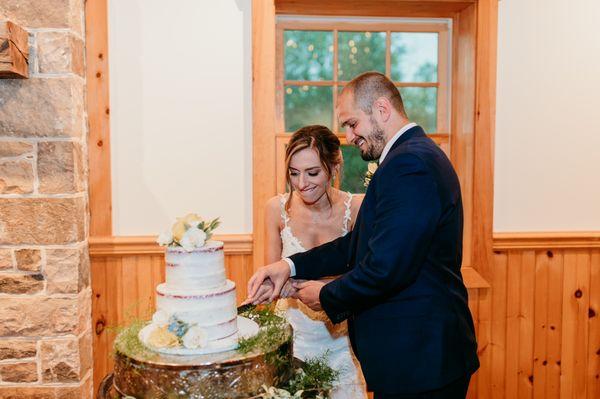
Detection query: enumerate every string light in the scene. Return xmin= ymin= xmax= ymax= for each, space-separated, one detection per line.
xmin=351 ymin=47 xmax=358 ymax=54
xmin=308 ymin=44 xmax=314 ymax=52
xmin=286 ymin=39 xmax=295 ymax=47
xmin=348 ymin=40 xmax=355 ymax=47
xmin=365 ymin=32 xmax=371 ymax=38
xmin=286 ymin=88 xmax=293 ymax=95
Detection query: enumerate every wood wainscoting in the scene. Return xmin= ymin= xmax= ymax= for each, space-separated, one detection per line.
xmin=90 ymin=232 xmax=600 ymax=398
xmin=468 ymin=233 xmax=600 ymax=399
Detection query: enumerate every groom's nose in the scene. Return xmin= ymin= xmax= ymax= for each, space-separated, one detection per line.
xmin=345 ymin=129 xmax=356 ymax=144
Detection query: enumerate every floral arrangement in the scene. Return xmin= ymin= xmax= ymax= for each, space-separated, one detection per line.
xmin=156 ymin=213 xmax=220 ymax=251
xmin=146 ymin=310 xmax=208 ymax=349
xmin=363 ymin=162 xmax=378 ymax=188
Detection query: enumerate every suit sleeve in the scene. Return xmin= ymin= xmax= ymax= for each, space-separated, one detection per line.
xmin=289 ymin=230 xmax=353 ymax=280
xmin=320 ymin=154 xmax=441 ymax=323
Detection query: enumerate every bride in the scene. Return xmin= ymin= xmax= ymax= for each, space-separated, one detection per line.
xmin=263 ymin=125 xmax=367 ymax=399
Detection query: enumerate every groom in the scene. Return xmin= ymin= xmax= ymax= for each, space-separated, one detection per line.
xmin=246 ymin=72 xmax=479 ymax=398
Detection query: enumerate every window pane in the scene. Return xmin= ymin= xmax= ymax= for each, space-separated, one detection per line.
xmin=285 ymin=85 xmax=333 ymax=132
xmin=391 ymin=32 xmax=438 ymax=82
xmin=400 ymin=87 xmax=437 ymax=133
xmin=285 ymin=30 xmax=334 ymax=81
xmin=340 ymin=145 xmax=367 ymax=194
xmin=338 ymin=31 xmax=386 ymax=81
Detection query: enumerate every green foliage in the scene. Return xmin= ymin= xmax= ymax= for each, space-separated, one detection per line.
xmin=112 ymin=320 xmax=157 ymax=362
xmin=340 ymin=145 xmax=368 ymax=194
xmin=199 ymin=217 xmax=220 ymax=240
xmin=283 ymin=353 xmax=339 ymax=398
xmin=237 ymin=306 xmax=290 ymax=355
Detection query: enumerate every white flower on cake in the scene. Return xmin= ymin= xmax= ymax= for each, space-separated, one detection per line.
xmin=151 ymin=309 xmax=170 ymax=326
xmin=179 ymin=227 xmax=207 ymax=251
xmin=156 ymin=213 xmax=220 ymax=250
xmin=182 ymin=325 xmax=208 ymax=349
xmin=156 ymin=231 xmax=173 ymax=246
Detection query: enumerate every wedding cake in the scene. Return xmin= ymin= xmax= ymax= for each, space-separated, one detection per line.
xmin=108 ymin=213 xmax=293 ymax=398
xmin=139 ymin=214 xmax=255 ymax=354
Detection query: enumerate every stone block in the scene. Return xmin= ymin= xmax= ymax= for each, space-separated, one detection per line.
xmin=15 ymin=248 xmax=42 ymax=272
xmin=0 ymin=296 xmax=80 ymax=336
xmin=0 ymin=20 xmax=29 ymax=78
xmin=37 ymin=31 xmax=84 ymax=76
xmin=0 ymin=0 xmax=84 ymax=36
xmin=0 ymin=197 xmax=85 ymax=245
xmin=0 ymin=339 xmax=37 ymax=360
xmin=0 ymin=248 xmax=13 ymax=270
xmin=38 ymin=141 xmax=84 ymax=194
xmin=0 ymin=159 xmax=34 ymax=194
xmin=0 ymin=361 xmax=38 ymax=383
xmin=41 ymin=337 xmax=81 ymax=383
xmin=0 ymin=383 xmax=91 ymax=399
xmin=46 ymin=246 xmax=89 ymax=294
xmin=0 ymin=141 xmax=34 ymax=158
xmin=0 ymin=272 xmax=44 ymax=294
xmin=0 ymin=77 xmax=85 ymax=138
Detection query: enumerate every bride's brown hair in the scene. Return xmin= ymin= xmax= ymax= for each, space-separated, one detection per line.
xmin=284 ymin=125 xmax=342 ymax=211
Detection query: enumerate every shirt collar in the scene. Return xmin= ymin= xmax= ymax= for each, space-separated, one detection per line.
xmin=378 ymin=122 xmax=417 ymax=164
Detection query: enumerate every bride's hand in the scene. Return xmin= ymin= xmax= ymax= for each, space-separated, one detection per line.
xmin=281 ymin=279 xmax=304 ymax=298
xmin=243 ymin=279 xmax=274 ymax=305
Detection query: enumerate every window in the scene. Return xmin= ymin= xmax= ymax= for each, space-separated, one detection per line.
xmin=276 ymin=17 xmax=452 ymax=194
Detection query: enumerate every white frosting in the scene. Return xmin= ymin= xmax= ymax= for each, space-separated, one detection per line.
xmin=151 ymin=240 xmax=239 ymax=347
xmin=165 ymin=241 xmax=226 ymax=291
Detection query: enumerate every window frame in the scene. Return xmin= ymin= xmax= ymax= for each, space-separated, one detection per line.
xmin=275 ymin=17 xmax=452 ymax=193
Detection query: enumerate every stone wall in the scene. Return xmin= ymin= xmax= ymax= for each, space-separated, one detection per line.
xmin=0 ymin=1 xmax=92 ymax=398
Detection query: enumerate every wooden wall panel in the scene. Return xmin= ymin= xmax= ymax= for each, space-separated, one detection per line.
xmin=90 ymin=243 xmax=600 ymax=398
xmin=91 ymin=253 xmax=253 ymax=396
xmin=471 ymin=247 xmax=600 ymax=399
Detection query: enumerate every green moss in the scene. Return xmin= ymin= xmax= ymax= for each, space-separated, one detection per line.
xmin=112 ymin=320 xmax=157 ymax=361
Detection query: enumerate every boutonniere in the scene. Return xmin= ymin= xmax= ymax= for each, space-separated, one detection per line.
xmin=363 ymin=162 xmax=378 ymax=188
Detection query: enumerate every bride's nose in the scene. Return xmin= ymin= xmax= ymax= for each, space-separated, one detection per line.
xmin=298 ymin=174 xmax=309 ymax=190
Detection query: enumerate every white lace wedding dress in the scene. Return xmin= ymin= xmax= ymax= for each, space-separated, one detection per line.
xmin=277 ymin=193 xmax=368 ymax=399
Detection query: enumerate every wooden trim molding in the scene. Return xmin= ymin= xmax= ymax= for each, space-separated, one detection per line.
xmin=89 ymin=234 xmax=253 ymax=257
xmin=252 ymin=0 xmax=278 ymax=270
xmin=493 ymin=232 xmax=600 ymax=250
xmin=462 ymin=266 xmax=490 ymax=288
xmin=85 ymin=0 xmax=112 ymax=236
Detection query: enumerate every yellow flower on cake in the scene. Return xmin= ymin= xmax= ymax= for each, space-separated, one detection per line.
xmin=147 ymin=325 xmax=179 ymax=348
xmin=171 ymin=219 xmax=187 ymax=242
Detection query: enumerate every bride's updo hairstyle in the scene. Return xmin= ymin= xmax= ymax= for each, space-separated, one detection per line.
xmin=284 ymin=125 xmax=342 ymax=210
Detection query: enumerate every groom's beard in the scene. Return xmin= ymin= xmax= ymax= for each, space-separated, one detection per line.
xmin=360 ymin=117 xmax=386 ymax=161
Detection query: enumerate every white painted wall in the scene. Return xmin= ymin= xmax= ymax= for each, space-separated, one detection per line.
xmin=109 ymin=0 xmax=600 ymax=235
xmin=109 ymin=0 xmax=252 ymax=235
xmin=494 ymin=0 xmax=600 ymax=231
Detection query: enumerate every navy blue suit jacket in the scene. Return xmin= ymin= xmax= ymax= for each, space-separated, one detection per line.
xmin=290 ymin=126 xmax=479 ymax=394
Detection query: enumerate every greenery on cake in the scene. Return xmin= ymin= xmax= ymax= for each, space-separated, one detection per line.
xmin=156 ymin=213 xmax=220 ymax=250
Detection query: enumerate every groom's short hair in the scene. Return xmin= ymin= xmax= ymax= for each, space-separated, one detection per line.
xmin=344 ymin=71 xmax=408 ymax=118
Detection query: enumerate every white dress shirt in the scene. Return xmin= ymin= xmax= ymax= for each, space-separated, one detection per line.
xmin=284 ymin=122 xmax=418 ymax=276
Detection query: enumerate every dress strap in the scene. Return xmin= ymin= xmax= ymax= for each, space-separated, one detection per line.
xmin=341 ymin=192 xmax=353 ymax=235
xmin=279 ymin=194 xmax=290 ymax=228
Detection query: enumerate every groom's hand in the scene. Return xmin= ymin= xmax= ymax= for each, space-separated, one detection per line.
xmin=245 ymin=260 xmax=291 ymax=304
xmin=292 ymin=280 xmax=325 ymax=311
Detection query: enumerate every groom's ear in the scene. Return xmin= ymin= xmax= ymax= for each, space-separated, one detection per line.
xmin=373 ymin=96 xmax=392 ymax=123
